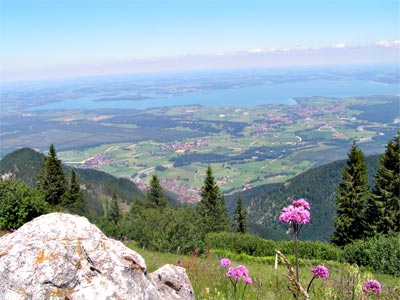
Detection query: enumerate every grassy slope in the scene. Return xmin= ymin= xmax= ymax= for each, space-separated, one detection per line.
xmin=126 ymin=242 xmax=400 ymax=300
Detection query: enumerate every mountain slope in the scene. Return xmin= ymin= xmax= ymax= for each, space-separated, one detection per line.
xmin=0 ymin=148 xmax=145 ymax=216
xmin=227 ymin=154 xmax=380 ymax=241
xmin=2 ymin=148 xmax=382 ymax=241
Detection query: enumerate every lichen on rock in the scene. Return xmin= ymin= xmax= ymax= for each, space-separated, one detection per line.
xmin=0 ymin=213 xmax=194 ymax=300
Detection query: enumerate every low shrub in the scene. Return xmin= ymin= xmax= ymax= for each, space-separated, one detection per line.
xmin=343 ymin=234 xmax=400 ymax=276
xmin=205 ymin=232 xmax=342 ymax=261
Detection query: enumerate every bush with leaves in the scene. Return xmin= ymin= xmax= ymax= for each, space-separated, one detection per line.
xmin=0 ymin=178 xmax=49 ymax=230
xmin=121 ymin=203 xmax=205 ymax=253
xmin=343 ymin=234 xmax=400 ymax=277
xmin=206 ymin=232 xmax=342 ymax=261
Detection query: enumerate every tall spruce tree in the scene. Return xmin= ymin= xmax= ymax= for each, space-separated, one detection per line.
xmin=234 ymin=194 xmax=248 ymax=233
xmin=146 ymin=174 xmax=167 ymax=208
xmin=331 ymin=142 xmax=370 ymax=246
xmin=38 ymin=144 xmax=67 ymax=206
xmin=107 ymin=190 xmax=121 ymax=224
xmin=66 ymin=169 xmax=87 ymax=215
xmin=198 ymin=165 xmax=229 ymax=233
xmin=69 ymin=169 xmax=80 ymax=199
xmin=369 ymin=133 xmax=400 ymax=234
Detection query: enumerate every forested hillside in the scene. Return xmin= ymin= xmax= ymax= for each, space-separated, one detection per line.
xmin=1 ymin=147 xmax=383 ymax=242
xmin=226 ymin=155 xmax=380 ymax=241
xmin=0 ymin=148 xmax=145 ymax=217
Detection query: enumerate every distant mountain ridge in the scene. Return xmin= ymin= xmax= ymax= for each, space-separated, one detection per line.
xmin=0 ymin=148 xmax=145 ymax=216
xmin=226 ymin=154 xmax=381 ymax=241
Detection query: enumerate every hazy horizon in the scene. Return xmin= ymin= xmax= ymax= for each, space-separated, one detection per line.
xmin=1 ymin=0 xmax=399 ymax=82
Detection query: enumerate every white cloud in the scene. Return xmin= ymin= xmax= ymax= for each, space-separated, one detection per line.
xmin=376 ymin=41 xmax=391 ymax=47
xmin=335 ymin=43 xmax=346 ymax=49
xmin=376 ymin=40 xmax=400 ymax=47
xmin=248 ymin=48 xmax=267 ymax=54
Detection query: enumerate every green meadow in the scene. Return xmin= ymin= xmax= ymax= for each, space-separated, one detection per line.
xmin=126 ymin=242 xmax=400 ymax=300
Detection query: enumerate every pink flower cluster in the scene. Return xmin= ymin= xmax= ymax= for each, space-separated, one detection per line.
xmin=311 ymin=265 xmax=329 ymax=278
xmin=226 ymin=265 xmax=249 ymax=280
xmin=220 ymin=258 xmax=232 ymax=267
xmin=227 ymin=265 xmax=252 ymax=285
xmin=362 ymin=280 xmax=382 ymax=295
xmin=292 ymin=199 xmax=310 ymax=209
xmin=220 ymin=258 xmax=252 ymax=285
xmin=279 ymin=198 xmax=311 ymax=224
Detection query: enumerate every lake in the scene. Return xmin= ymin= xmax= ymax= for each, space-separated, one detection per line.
xmin=29 ymin=80 xmax=400 ymax=111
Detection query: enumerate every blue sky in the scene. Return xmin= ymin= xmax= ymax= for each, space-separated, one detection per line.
xmin=1 ymin=0 xmax=399 ymax=81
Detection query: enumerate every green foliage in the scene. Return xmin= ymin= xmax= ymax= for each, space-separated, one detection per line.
xmin=146 ymin=174 xmax=167 ymax=208
xmin=63 ymin=169 xmax=88 ymax=216
xmin=0 ymin=178 xmax=49 ymax=230
xmin=121 ymin=203 xmax=204 ymax=253
xmin=38 ymin=144 xmax=68 ymax=206
xmin=95 ymin=216 xmax=121 ymax=238
xmin=198 ymin=165 xmax=229 ymax=233
xmin=332 ymin=142 xmax=370 ymax=246
xmin=0 ymin=148 xmax=45 ymax=187
xmin=0 ymin=147 xmax=145 ymax=220
xmin=370 ymin=133 xmax=400 ymax=234
xmin=205 ymin=232 xmax=342 ymax=261
xmin=343 ymin=234 xmax=400 ymax=276
xmin=107 ymin=190 xmax=121 ymax=224
xmin=127 ymin=243 xmax=400 ymax=300
xmin=227 ymin=152 xmax=380 ymax=242
xmin=233 ymin=194 xmax=248 ymax=233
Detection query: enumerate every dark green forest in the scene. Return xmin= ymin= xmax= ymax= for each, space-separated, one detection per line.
xmin=226 ymin=154 xmax=380 ymax=241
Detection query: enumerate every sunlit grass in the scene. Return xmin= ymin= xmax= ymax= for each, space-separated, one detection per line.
xmin=126 ymin=242 xmax=400 ymax=300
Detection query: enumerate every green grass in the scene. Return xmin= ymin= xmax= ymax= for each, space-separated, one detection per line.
xmin=126 ymin=242 xmax=400 ymax=300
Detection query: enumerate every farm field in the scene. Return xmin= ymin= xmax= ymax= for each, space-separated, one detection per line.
xmin=40 ymin=95 xmax=399 ymax=201
xmin=2 ymin=69 xmax=399 ymax=202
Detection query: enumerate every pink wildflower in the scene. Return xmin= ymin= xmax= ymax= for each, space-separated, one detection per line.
xmin=279 ymin=205 xmax=310 ymax=224
xmin=362 ymin=280 xmax=382 ymax=295
xmin=292 ymin=198 xmax=310 ymax=209
xmin=226 ymin=265 xmax=249 ymax=281
xmin=177 ymin=259 xmax=183 ymax=267
xmin=311 ymin=265 xmax=329 ymax=278
xmin=220 ymin=258 xmax=232 ymax=267
xmin=244 ymin=277 xmax=252 ymax=285
xmin=236 ymin=265 xmax=249 ymax=277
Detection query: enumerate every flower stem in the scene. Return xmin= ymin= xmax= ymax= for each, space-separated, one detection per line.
xmin=241 ymin=283 xmax=248 ymax=300
xmin=294 ymin=224 xmax=299 ymax=282
xmin=307 ymin=277 xmax=315 ymax=294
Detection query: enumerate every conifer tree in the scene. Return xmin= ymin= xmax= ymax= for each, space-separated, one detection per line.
xmin=331 ymin=142 xmax=370 ymax=246
xmin=369 ymin=133 xmax=400 ymax=234
xmin=66 ymin=169 xmax=87 ymax=215
xmin=146 ymin=174 xmax=167 ymax=208
xmin=70 ymin=169 xmax=80 ymax=199
xmin=107 ymin=190 xmax=121 ymax=224
xmin=38 ymin=144 xmax=67 ymax=206
xmin=234 ymin=194 xmax=248 ymax=233
xmin=198 ymin=165 xmax=229 ymax=233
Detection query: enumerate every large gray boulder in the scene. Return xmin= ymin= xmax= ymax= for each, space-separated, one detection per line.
xmin=0 ymin=213 xmax=194 ymax=300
